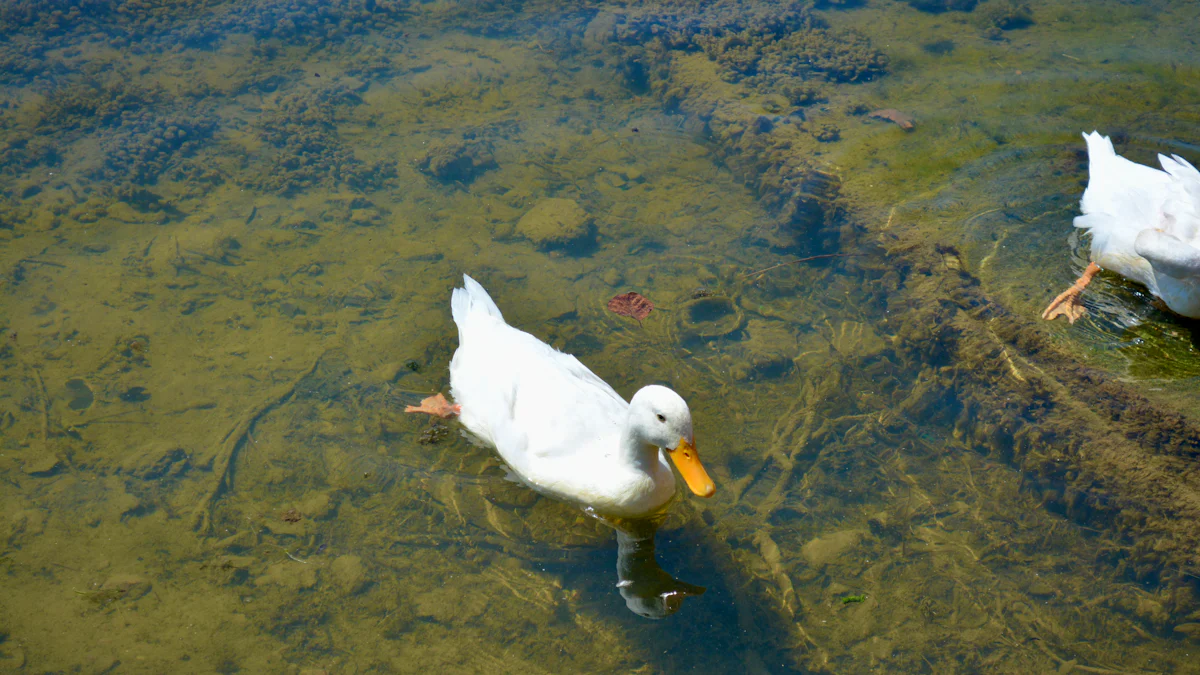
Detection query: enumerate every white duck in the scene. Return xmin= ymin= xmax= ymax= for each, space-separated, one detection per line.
xmin=443 ymin=274 xmax=714 ymax=518
xmin=1043 ymin=131 xmax=1200 ymax=322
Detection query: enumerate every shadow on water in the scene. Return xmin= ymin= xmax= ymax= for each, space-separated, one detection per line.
xmin=549 ymin=513 xmax=777 ymax=669
xmin=613 ymin=526 xmax=707 ymax=620
xmin=573 ymin=515 xmax=709 ymax=620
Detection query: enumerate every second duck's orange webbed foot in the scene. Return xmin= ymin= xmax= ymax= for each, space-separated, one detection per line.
xmin=404 ymin=393 xmax=461 ymax=418
xmin=1041 ymin=261 xmax=1101 ymax=324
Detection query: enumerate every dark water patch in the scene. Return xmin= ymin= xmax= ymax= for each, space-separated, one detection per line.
xmin=64 ymin=377 xmax=92 ymax=410
xmin=119 ymin=386 xmax=151 ymax=403
xmin=905 ymin=0 xmax=978 ymax=12
xmin=921 ymin=39 xmax=955 ymax=55
xmin=678 ymin=295 xmax=745 ymax=344
xmin=979 ymin=1 xmax=1034 ymax=31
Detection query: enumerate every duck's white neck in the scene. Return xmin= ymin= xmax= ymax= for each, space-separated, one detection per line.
xmin=617 ymin=417 xmax=663 ymax=475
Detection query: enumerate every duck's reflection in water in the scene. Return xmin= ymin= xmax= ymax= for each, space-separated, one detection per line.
xmin=609 ymin=518 xmax=705 ymax=619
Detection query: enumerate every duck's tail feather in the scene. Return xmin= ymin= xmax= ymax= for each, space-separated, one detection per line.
xmin=1074 ymin=131 xmax=1173 ymax=266
xmin=451 ymin=274 xmax=504 ymax=327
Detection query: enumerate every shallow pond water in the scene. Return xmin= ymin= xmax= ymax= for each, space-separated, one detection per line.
xmin=2 ymin=1 xmax=1200 ymax=673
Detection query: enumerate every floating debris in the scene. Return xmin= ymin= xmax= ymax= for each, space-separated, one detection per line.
xmin=868 ymin=108 xmax=916 ymax=130
xmin=742 ymin=252 xmax=859 ymax=278
xmin=419 ymin=422 xmax=450 ymax=445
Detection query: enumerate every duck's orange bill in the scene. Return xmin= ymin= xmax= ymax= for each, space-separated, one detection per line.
xmin=668 ymin=438 xmax=715 ymax=498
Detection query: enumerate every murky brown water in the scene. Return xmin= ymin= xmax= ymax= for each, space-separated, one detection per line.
xmin=3 ymin=1 xmax=1200 ymax=673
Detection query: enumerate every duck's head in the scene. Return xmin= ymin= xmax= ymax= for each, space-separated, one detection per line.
xmin=629 ymin=385 xmax=715 ymax=498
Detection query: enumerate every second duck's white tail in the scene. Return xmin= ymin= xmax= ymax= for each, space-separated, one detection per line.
xmin=1075 ymin=131 xmax=1172 ymax=271
xmin=451 ymin=274 xmax=504 ymax=327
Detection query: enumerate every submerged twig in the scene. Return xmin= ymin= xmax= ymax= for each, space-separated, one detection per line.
xmin=192 ymin=351 xmax=325 ymax=533
xmin=742 ymin=253 xmax=860 ymax=278
xmin=30 ymin=368 xmax=51 ymax=449
xmin=26 ymin=364 xmax=76 ymax=473
xmin=19 ymin=258 xmax=67 ymax=268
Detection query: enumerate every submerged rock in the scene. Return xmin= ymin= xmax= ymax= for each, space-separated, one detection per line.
xmin=256 ymin=561 xmax=318 ymax=590
xmin=1174 ymin=623 xmax=1200 ymax=640
xmin=101 ymin=573 xmax=153 ymax=601
xmin=515 ymin=198 xmax=596 ymax=252
xmin=413 ymin=586 xmax=488 ymax=623
xmin=801 ymin=529 xmax=866 ymax=567
xmin=119 ymin=441 xmax=190 ymax=481
xmin=331 ymin=555 xmax=367 ymax=594
xmin=737 ymin=319 xmax=796 ymax=380
xmin=417 ymin=136 xmax=497 ymax=184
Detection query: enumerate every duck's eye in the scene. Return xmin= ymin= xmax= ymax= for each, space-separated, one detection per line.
xmin=656 ymin=413 xmax=666 ymax=422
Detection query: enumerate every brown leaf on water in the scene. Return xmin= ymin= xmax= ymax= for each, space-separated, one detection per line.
xmin=607 ymin=292 xmax=654 ymax=322
xmin=405 ymin=393 xmax=461 ymax=418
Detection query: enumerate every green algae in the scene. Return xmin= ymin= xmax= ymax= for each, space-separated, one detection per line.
xmin=2 ymin=1 xmax=1200 ymax=673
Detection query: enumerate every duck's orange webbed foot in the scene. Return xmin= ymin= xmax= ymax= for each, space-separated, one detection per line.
xmin=1041 ymin=261 xmax=1101 ymax=324
xmin=405 ymin=393 xmax=461 ymax=418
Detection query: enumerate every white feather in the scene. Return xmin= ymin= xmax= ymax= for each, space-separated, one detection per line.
xmin=1073 ymin=132 xmax=1200 ymax=317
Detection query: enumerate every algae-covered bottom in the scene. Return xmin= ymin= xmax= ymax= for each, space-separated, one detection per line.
xmin=2 ymin=1 xmax=1199 ymax=673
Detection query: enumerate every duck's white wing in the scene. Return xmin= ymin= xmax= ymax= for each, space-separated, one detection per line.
xmin=1158 ymin=152 xmax=1200 ymax=245
xmin=450 ymin=312 xmax=628 ymax=468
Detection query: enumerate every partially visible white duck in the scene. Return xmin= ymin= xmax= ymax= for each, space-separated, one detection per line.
xmin=1043 ymin=131 xmax=1200 ymax=322
xmin=442 ymin=274 xmax=714 ymax=518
